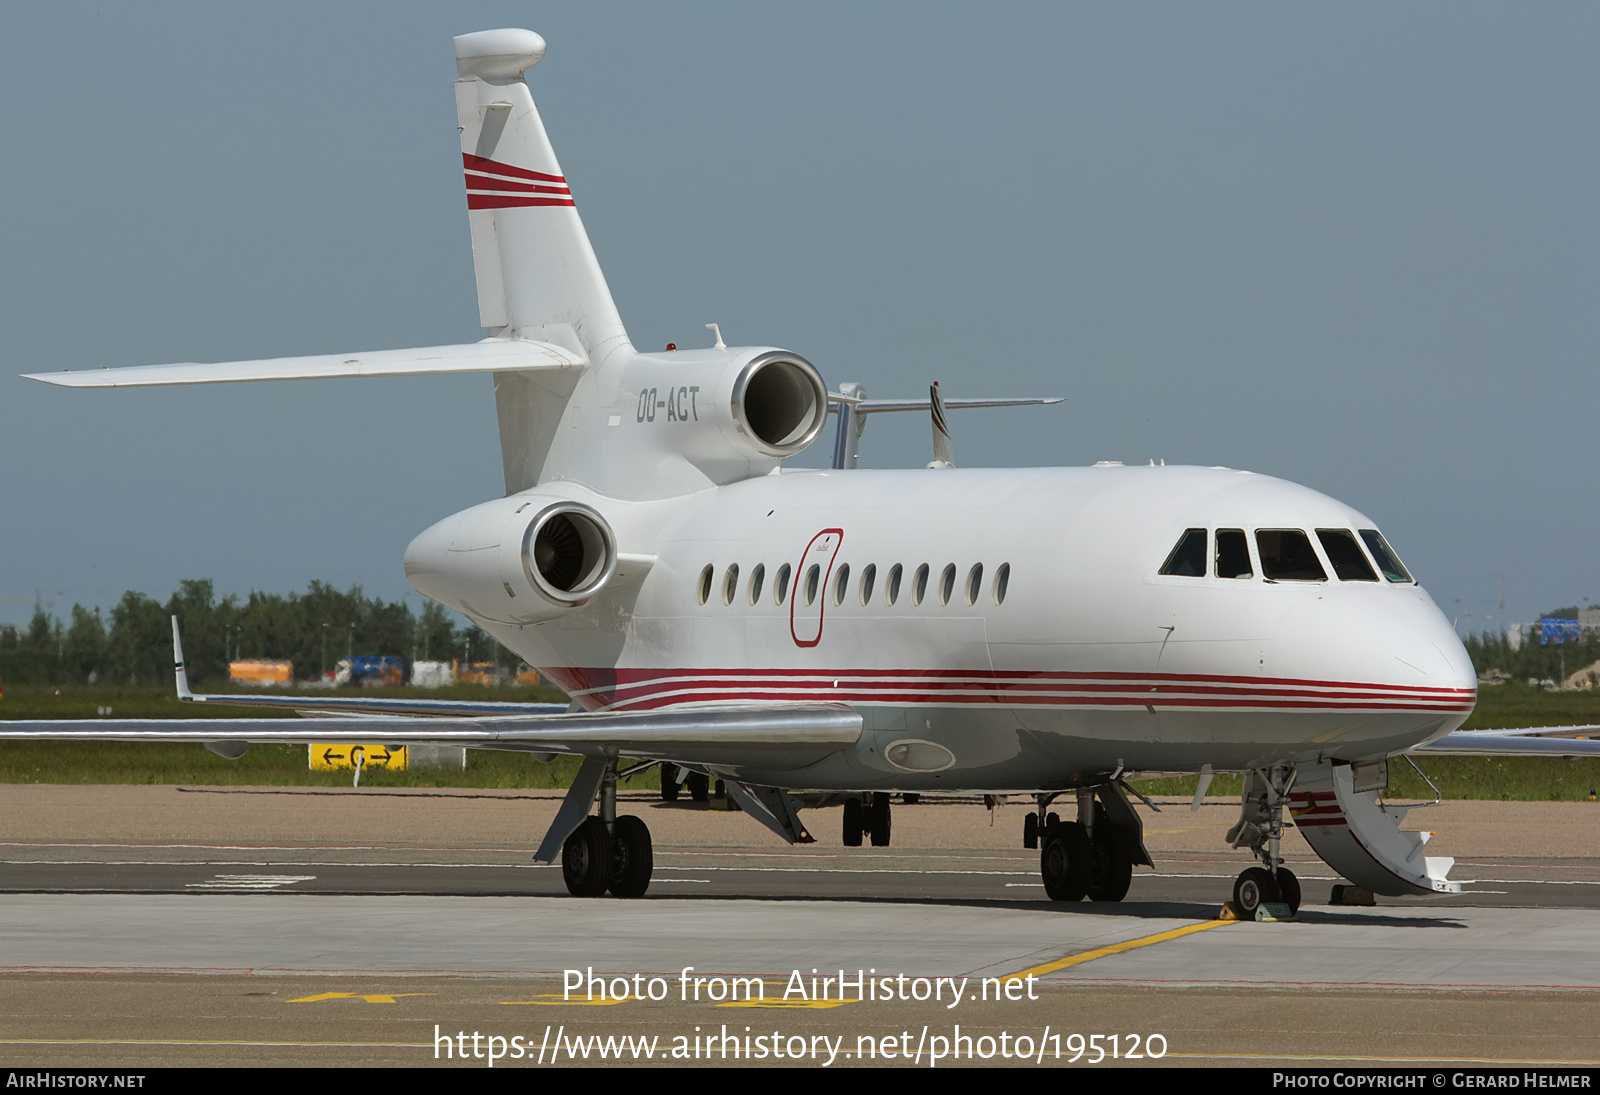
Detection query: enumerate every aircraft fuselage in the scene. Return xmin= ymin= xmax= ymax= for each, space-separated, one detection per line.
xmin=406 ymin=462 xmax=1476 ymax=792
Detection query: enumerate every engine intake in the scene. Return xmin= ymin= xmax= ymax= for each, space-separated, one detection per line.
xmin=730 ymin=351 xmax=828 ymax=458
xmin=520 ymin=502 xmax=617 ymax=606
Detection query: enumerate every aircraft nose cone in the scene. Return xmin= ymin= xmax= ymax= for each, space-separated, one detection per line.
xmin=1276 ymin=586 xmax=1477 ymax=698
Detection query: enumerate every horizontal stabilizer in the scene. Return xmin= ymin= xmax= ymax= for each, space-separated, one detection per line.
xmin=23 ymin=338 xmax=586 ymax=388
xmin=829 ymin=395 xmax=1063 ymax=416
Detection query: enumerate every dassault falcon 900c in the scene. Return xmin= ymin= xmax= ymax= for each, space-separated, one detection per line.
xmin=15 ymin=29 xmax=1597 ymax=913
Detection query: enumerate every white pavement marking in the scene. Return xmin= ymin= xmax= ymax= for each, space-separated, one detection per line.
xmin=184 ymin=875 xmax=317 ymax=891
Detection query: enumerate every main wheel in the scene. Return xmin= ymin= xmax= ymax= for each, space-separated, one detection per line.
xmin=609 ymin=815 xmax=654 ymax=898
xmin=686 ymin=772 xmax=710 ymax=802
xmin=562 ymin=817 xmax=612 ymax=897
xmin=659 ymin=764 xmax=681 ymax=803
xmin=1274 ymin=867 xmax=1301 ymax=916
xmin=1084 ymin=807 xmax=1133 ymax=902
xmin=1233 ymin=866 xmax=1280 ymax=916
xmin=842 ymin=797 xmax=864 ymax=847
xmin=868 ymin=793 xmax=892 ymax=847
xmin=1040 ymin=821 xmax=1090 ymax=901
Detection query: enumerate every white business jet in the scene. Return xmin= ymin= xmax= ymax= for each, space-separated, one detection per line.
xmin=14 ymin=29 xmax=1597 ymax=913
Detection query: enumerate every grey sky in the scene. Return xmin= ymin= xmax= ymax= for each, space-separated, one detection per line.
xmin=2 ymin=3 xmax=1594 ymax=635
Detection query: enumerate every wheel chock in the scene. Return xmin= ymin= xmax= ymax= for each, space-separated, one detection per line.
xmin=1329 ymin=884 xmax=1375 ymax=906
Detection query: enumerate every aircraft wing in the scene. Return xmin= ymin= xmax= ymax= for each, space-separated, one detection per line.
xmin=0 ymin=703 xmax=864 ymax=769
xmin=1412 ymin=725 xmax=1600 ymax=757
xmin=22 ymin=338 xmax=585 ymax=388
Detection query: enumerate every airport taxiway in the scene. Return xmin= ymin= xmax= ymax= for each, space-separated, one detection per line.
xmin=1 ymin=785 xmax=1598 ymax=1068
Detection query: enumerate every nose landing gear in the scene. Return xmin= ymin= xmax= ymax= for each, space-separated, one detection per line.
xmin=1226 ymin=764 xmax=1301 ymax=917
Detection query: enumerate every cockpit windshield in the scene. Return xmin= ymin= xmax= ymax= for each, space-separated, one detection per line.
xmin=1255 ymin=530 xmax=1327 ymax=582
xmin=1159 ymin=528 xmax=1207 ymax=577
xmin=1316 ymin=529 xmax=1378 ymax=581
xmin=1359 ymin=529 xmax=1414 ymax=583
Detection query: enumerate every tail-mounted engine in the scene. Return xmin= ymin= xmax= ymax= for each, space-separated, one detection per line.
xmin=520 ymin=502 xmax=616 ymax=606
xmin=404 ymin=496 xmax=618 ymax=626
xmin=620 ymin=347 xmax=829 ymax=484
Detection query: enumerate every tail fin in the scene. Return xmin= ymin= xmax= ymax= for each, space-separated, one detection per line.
xmin=454 ymin=29 xmax=631 ymax=364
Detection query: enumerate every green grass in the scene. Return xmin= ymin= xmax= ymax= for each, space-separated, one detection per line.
xmin=3 ymin=682 xmax=1600 ymax=800
xmin=0 ymin=683 xmax=656 ymax=791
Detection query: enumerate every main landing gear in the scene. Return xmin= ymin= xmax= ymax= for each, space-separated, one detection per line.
xmin=1224 ymin=764 xmax=1301 ymax=916
xmin=1030 ymin=783 xmax=1152 ymax=903
xmin=842 ymin=793 xmax=892 ymax=847
xmin=560 ymin=757 xmax=654 ymax=898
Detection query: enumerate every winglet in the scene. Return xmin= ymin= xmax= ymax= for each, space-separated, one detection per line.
xmin=171 ymin=616 xmax=195 ymax=702
xmin=928 ymin=381 xmax=954 ymax=468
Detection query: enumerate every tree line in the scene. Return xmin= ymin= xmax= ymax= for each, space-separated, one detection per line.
xmin=0 ymin=580 xmax=505 ymax=686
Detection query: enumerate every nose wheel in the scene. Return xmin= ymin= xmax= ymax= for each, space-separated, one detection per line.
xmin=1232 ymin=866 xmax=1300 ymax=916
xmin=1227 ymin=764 xmax=1301 ymax=917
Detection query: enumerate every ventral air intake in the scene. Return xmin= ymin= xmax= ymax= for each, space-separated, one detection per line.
xmin=731 ymin=352 xmax=828 ymax=458
xmin=521 ymin=502 xmax=617 ymax=606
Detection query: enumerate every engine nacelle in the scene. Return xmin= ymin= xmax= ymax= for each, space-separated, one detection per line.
xmin=620 ymin=347 xmax=829 ymax=482
xmin=404 ymin=496 xmax=617 ymax=626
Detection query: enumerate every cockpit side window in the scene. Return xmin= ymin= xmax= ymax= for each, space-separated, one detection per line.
xmin=1255 ymin=530 xmax=1327 ymax=582
xmin=1316 ymin=529 xmax=1378 ymax=581
xmin=1359 ymin=529 xmax=1414 ymax=583
xmin=1159 ymin=529 xmax=1208 ymax=577
xmin=1215 ymin=529 xmax=1252 ymax=579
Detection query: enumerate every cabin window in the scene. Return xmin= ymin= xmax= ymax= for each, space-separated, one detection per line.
xmin=860 ymin=564 xmax=877 ymax=606
xmin=1159 ymin=529 xmax=1208 ymax=577
xmin=886 ymin=564 xmax=903 ymax=606
xmin=965 ymin=563 xmax=984 ymax=605
xmin=939 ymin=564 xmax=956 ymax=606
xmin=1317 ymin=529 xmax=1378 ymax=582
xmin=697 ymin=564 xmax=714 ymax=605
xmin=722 ymin=563 xmax=740 ymax=605
xmin=1215 ymin=529 xmax=1252 ymax=579
xmin=804 ymin=564 xmax=821 ymax=606
xmin=1359 ymin=529 xmax=1414 ymax=583
xmin=912 ymin=564 xmax=930 ymax=606
xmin=774 ymin=563 xmax=792 ymax=605
xmin=994 ymin=563 xmax=1010 ymax=605
xmin=1256 ymin=530 xmax=1327 ymax=582
xmin=748 ymin=563 xmax=766 ymax=605
xmin=832 ymin=563 xmax=851 ymax=607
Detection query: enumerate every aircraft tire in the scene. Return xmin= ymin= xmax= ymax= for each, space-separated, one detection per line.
xmin=609 ymin=815 xmax=654 ymax=898
xmin=562 ymin=817 xmax=612 ymax=897
xmin=1084 ymin=809 xmax=1133 ymax=902
xmin=1233 ymin=867 xmax=1280 ymax=916
xmin=1275 ymin=867 xmax=1301 ymax=916
xmin=686 ymin=772 xmax=710 ymax=802
xmin=869 ymin=793 xmax=892 ymax=847
xmin=842 ymin=797 xmax=864 ymax=847
xmin=660 ymin=764 xmax=681 ymax=802
xmin=1040 ymin=821 xmax=1090 ymax=901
